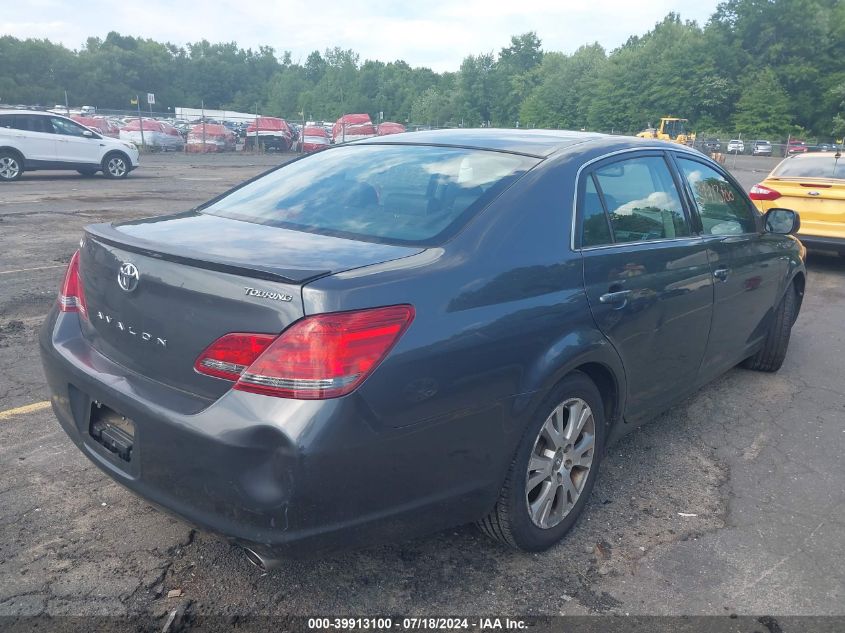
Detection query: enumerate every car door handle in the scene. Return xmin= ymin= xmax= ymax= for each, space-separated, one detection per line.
xmin=713 ymin=267 xmax=730 ymax=282
xmin=599 ymin=290 xmax=632 ymax=305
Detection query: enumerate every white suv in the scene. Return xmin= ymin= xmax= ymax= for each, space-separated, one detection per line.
xmin=0 ymin=109 xmax=140 ymax=182
xmin=726 ymin=139 xmax=745 ymax=153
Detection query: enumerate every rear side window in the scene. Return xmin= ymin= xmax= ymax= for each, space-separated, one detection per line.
xmin=0 ymin=115 xmax=36 ymax=132
xmin=202 ymin=144 xmax=538 ymax=246
xmin=580 ymin=155 xmax=689 ymax=247
xmin=676 ymin=158 xmax=757 ymax=235
xmin=581 ymin=175 xmax=612 ymax=247
xmin=9 ymin=115 xmax=53 ymax=133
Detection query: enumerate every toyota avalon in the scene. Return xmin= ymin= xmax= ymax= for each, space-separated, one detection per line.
xmin=40 ymin=129 xmax=805 ymax=566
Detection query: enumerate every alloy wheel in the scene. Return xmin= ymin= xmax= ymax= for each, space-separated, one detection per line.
xmin=525 ymin=397 xmax=596 ymax=529
xmin=107 ymin=157 xmax=127 ymax=177
xmin=0 ymin=156 xmax=20 ymax=180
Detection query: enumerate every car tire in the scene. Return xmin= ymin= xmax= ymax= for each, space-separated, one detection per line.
xmin=77 ymin=168 xmax=98 ymax=177
xmin=0 ymin=150 xmax=24 ymax=182
xmin=741 ymin=284 xmax=798 ymax=373
xmin=102 ymin=152 xmax=130 ymax=179
xmin=477 ymin=371 xmax=605 ymax=551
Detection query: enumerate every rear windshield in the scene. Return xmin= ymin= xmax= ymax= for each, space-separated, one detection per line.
xmin=201 ymin=144 xmax=539 ymax=245
xmin=772 ymin=155 xmax=845 ymax=179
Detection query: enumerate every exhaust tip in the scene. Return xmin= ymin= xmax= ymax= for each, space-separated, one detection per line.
xmin=241 ymin=547 xmax=281 ymax=572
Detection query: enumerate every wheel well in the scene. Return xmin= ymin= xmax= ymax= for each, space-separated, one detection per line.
xmin=791 ymin=272 xmax=805 ymax=298
xmin=791 ymin=272 xmax=805 ymax=322
xmin=102 ymin=150 xmax=130 ymax=164
xmin=572 ymin=362 xmax=619 ymax=426
xmin=0 ymin=146 xmax=25 ymax=164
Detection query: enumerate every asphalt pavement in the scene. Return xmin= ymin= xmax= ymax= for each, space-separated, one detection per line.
xmin=0 ymin=152 xmax=843 ymax=625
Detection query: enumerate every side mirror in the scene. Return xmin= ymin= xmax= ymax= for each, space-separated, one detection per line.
xmin=764 ymin=208 xmax=800 ymax=235
xmin=82 ymin=130 xmax=94 ymax=138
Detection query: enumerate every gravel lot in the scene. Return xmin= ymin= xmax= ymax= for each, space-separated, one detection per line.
xmin=1 ymin=152 xmax=844 ymax=627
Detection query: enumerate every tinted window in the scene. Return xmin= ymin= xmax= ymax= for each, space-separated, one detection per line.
xmin=771 ymin=156 xmax=845 ymax=179
xmin=592 ymin=156 xmax=689 ymax=244
xmin=50 ymin=116 xmax=88 ymax=137
xmin=0 ymin=114 xmax=50 ymax=133
xmin=202 ymin=144 xmax=538 ymax=245
xmin=581 ymin=174 xmax=612 ymax=247
xmin=677 ymin=158 xmax=757 ymax=235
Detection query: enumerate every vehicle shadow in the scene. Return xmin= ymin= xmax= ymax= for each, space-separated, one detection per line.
xmin=15 ymin=172 xmax=154 ymax=182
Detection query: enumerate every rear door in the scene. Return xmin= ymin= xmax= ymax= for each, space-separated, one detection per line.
xmin=6 ymin=114 xmax=56 ymax=163
xmin=578 ymin=152 xmax=714 ymax=418
xmin=673 ymin=155 xmax=786 ymax=377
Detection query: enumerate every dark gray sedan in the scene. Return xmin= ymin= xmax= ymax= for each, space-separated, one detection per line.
xmin=40 ymin=130 xmax=805 ymax=567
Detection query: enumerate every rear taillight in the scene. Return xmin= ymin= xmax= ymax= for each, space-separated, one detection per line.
xmin=58 ymin=250 xmax=87 ymax=317
xmin=194 ymin=333 xmax=276 ymax=381
xmin=195 ymin=305 xmax=415 ymax=399
xmin=749 ymin=184 xmax=782 ymax=201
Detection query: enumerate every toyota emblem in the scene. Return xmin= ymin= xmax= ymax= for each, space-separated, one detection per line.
xmin=117 ymin=262 xmax=140 ymax=292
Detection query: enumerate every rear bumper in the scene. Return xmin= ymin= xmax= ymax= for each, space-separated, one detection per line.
xmin=39 ymin=309 xmax=504 ymax=556
xmin=798 ymin=234 xmax=845 ymax=252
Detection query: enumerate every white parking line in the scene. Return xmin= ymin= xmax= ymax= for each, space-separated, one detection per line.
xmin=0 ymin=265 xmax=65 ymax=276
xmin=0 ymin=401 xmax=52 ymax=420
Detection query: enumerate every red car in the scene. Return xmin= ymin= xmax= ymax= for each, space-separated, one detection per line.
xmin=788 ymin=140 xmax=809 ymax=154
xmin=300 ymin=125 xmax=330 ymax=153
xmin=244 ymin=117 xmax=293 ymax=151
xmin=71 ymin=116 xmax=120 ymax=138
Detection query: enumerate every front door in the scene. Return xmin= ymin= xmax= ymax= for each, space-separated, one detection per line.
xmin=50 ymin=116 xmax=102 ymax=166
xmin=578 ymin=153 xmax=714 ymax=418
xmin=673 ymin=156 xmax=787 ymax=378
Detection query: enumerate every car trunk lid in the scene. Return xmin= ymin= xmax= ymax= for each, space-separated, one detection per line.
xmin=767 ymin=178 xmax=845 ymax=238
xmin=78 ymin=213 xmax=423 ymax=400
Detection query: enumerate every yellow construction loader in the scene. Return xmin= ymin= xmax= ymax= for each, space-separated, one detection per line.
xmin=637 ymin=117 xmax=696 ymax=146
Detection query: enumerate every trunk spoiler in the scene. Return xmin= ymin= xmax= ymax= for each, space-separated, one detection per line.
xmin=85 ymin=223 xmax=331 ymax=285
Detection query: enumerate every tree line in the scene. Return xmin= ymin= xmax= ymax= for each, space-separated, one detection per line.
xmin=1 ymin=0 xmax=844 ymax=140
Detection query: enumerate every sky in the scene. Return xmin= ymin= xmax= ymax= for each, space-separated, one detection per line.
xmin=3 ymin=0 xmax=722 ymax=71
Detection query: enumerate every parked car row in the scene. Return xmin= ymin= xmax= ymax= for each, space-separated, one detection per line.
xmin=701 ymin=138 xmax=841 ymax=156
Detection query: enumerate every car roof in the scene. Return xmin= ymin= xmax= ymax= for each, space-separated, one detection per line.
xmin=353 ymin=128 xmax=608 ymax=158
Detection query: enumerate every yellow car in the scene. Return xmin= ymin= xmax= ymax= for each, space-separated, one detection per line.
xmin=750 ymin=152 xmax=845 ymax=254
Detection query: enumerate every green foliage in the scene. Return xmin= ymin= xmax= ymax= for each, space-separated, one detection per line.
xmin=1 ymin=2 xmax=843 ymax=138
xmin=831 ymin=84 xmax=845 ymax=139
xmin=732 ymin=68 xmax=792 ymax=137
xmin=519 ymin=45 xmax=606 ymax=129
